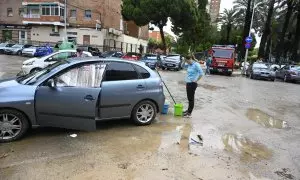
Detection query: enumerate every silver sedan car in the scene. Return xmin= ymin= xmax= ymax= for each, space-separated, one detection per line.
xmin=0 ymin=57 xmax=165 ymax=142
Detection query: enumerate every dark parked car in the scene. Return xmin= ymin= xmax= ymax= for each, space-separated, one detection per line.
xmin=78 ymin=46 xmax=101 ymax=56
xmin=4 ymin=44 xmax=32 ymax=55
xmin=246 ymin=63 xmax=274 ymax=81
xmin=141 ymin=54 xmax=158 ymax=69
xmin=275 ymin=65 xmax=300 ymax=83
xmin=122 ymin=52 xmax=142 ymax=61
xmin=101 ymin=51 xmax=123 ymax=58
xmin=0 ymin=57 xmax=165 ymax=142
xmin=161 ymin=54 xmax=184 ymax=71
xmin=0 ymin=43 xmax=15 ymax=54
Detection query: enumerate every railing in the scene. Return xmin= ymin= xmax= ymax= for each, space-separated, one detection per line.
xmin=23 ymin=14 xmax=40 ymax=18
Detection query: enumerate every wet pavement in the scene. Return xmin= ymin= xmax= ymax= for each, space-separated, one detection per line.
xmin=1 ymin=54 xmax=300 ymax=180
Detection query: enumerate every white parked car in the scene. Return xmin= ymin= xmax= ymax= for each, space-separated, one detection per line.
xmin=20 ymin=50 xmax=92 ymax=75
xmin=22 ymin=46 xmax=38 ymax=56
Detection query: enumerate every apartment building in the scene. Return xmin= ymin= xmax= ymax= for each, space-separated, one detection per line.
xmin=209 ymin=0 xmax=221 ymax=24
xmin=0 ymin=0 xmax=148 ymax=53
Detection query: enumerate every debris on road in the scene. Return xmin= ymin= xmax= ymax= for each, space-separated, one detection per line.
xmin=0 ymin=153 xmax=9 ymax=159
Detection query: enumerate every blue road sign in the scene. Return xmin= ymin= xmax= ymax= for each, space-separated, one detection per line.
xmin=245 ymin=36 xmax=253 ymax=43
xmin=245 ymin=43 xmax=251 ymax=49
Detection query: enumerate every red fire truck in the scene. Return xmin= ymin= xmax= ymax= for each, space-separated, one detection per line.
xmin=209 ymin=45 xmax=236 ymax=76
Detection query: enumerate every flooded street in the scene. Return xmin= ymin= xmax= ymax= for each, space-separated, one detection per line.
xmin=1 ymin=54 xmax=300 ymax=179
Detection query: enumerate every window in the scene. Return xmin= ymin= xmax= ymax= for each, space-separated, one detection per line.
xmin=55 ymin=63 xmax=105 ymax=88
xmin=60 ymin=7 xmax=65 ymax=17
xmin=70 ymin=9 xmax=76 ymax=18
xmin=19 ymin=8 xmax=24 ymax=16
xmin=85 ymin=10 xmax=92 ymax=19
xmin=42 ymin=6 xmax=50 ymax=15
xmin=42 ymin=5 xmax=59 ymax=16
xmin=20 ymin=31 xmax=26 ymax=39
xmin=51 ymin=6 xmax=59 ymax=16
xmin=7 ymin=8 xmax=13 ymax=17
xmin=134 ymin=65 xmax=150 ymax=79
xmin=105 ymin=62 xmax=138 ymax=81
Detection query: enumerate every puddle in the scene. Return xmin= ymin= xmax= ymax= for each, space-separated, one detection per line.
xmin=222 ymin=134 xmax=272 ymax=162
xmin=246 ymin=109 xmax=288 ymax=129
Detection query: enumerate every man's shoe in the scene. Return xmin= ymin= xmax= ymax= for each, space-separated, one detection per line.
xmin=183 ymin=113 xmax=192 ymax=118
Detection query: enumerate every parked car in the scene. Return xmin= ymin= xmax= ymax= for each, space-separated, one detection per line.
xmin=161 ymin=54 xmax=184 ymax=71
xmin=77 ymin=45 xmax=101 ymax=56
xmin=4 ymin=44 xmax=32 ymax=55
xmin=0 ymin=57 xmax=165 ymax=142
xmin=20 ymin=50 xmax=92 ymax=75
xmin=122 ymin=52 xmax=142 ymax=61
xmin=0 ymin=43 xmax=15 ymax=54
xmin=275 ymin=65 xmax=300 ymax=83
xmin=22 ymin=46 xmax=53 ymax=57
xmin=246 ymin=63 xmax=274 ymax=81
xmin=101 ymin=51 xmax=124 ymax=58
xmin=141 ymin=54 xmax=158 ymax=69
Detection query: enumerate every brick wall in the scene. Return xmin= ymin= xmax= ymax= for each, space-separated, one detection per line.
xmin=24 ymin=16 xmax=61 ymax=22
xmin=0 ymin=0 xmax=23 ymax=24
xmin=23 ymin=0 xmax=64 ymax=3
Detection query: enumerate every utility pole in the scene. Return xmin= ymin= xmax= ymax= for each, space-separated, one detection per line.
xmin=64 ymin=0 xmax=67 ymax=41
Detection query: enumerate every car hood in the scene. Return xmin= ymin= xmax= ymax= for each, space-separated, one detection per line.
xmin=0 ymin=79 xmax=37 ymax=104
xmin=23 ymin=57 xmax=40 ymax=65
xmin=164 ymin=57 xmax=180 ymax=62
xmin=143 ymin=59 xmax=157 ymax=63
xmin=253 ymin=69 xmax=271 ymax=73
xmin=23 ymin=48 xmax=36 ymax=52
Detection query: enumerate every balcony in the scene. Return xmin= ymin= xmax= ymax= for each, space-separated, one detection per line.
xmin=23 ymin=0 xmax=64 ymax=4
xmin=23 ymin=14 xmax=40 ymax=18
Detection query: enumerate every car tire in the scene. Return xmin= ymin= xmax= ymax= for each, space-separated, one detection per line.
xmin=131 ymin=100 xmax=157 ymax=126
xmin=162 ymin=67 xmax=166 ymax=70
xmin=249 ymin=73 xmax=253 ymax=79
xmin=284 ymin=75 xmax=288 ymax=82
xmin=0 ymin=109 xmax=30 ymax=143
xmin=30 ymin=68 xmax=42 ymax=74
xmin=17 ymin=51 xmax=22 ymax=56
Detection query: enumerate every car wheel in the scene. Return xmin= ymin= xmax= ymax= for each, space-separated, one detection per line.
xmin=284 ymin=75 xmax=288 ymax=82
xmin=0 ymin=50 xmax=4 ymax=54
xmin=132 ymin=100 xmax=157 ymax=126
xmin=17 ymin=51 xmax=22 ymax=56
xmin=162 ymin=67 xmax=166 ymax=70
xmin=176 ymin=68 xmax=180 ymax=71
xmin=0 ymin=109 xmax=30 ymax=143
xmin=249 ymin=73 xmax=253 ymax=79
xmin=30 ymin=68 xmax=42 ymax=74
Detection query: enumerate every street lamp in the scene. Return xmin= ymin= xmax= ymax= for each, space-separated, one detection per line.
xmin=243 ymin=2 xmax=264 ymax=73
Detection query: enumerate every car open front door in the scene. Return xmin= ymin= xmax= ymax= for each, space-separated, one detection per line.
xmin=35 ymin=62 xmax=106 ymax=131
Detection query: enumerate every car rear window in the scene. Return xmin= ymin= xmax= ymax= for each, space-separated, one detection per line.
xmin=134 ymin=64 xmax=150 ymax=79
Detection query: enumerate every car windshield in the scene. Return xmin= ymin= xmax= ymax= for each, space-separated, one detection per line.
xmin=102 ymin=51 xmax=115 ymax=57
xmin=291 ymin=66 xmax=300 ymax=71
xmin=17 ymin=61 xmax=69 ymax=85
xmin=213 ymin=49 xmax=233 ymax=59
xmin=12 ymin=44 xmax=23 ymax=48
xmin=253 ymin=64 xmax=269 ymax=70
xmin=7 ymin=44 xmax=15 ymax=47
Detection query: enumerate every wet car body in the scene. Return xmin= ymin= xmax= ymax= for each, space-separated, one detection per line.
xmin=247 ymin=63 xmax=274 ymax=81
xmin=142 ymin=54 xmax=158 ymax=69
xmin=0 ymin=57 xmax=165 ymax=142
xmin=0 ymin=43 xmax=15 ymax=54
xmin=275 ymin=65 xmax=300 ymax=83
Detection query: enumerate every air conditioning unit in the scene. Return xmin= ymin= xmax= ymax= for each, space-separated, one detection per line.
xmin=108 ymin=28 xmax=113 ymax=34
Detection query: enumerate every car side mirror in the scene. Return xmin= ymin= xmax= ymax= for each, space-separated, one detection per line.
xmin=47 ymin=79 xmax=56 ymax=88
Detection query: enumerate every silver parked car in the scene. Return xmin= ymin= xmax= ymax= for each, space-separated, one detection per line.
xmin=0 ymin=57 xmax=165 ymax=142
xmin=161 ymin=54 xmax=184 ymax=71
xmin=246 ymin=62 xmax=275 ymax=81
xmin=275 ymin=65 xmax=300 ymax=83
xmin=4 ymin=44 xmax=32 ymax=55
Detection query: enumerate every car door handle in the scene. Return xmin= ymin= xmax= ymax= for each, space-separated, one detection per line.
xmin=137 ymin=85 xmax=145 ymax=89
xmin=84 ymin=95 xmax=95 ymax=101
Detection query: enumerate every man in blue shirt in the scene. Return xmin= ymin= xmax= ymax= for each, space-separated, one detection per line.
xmin=184 ymin=55 xmax=204 ymax=118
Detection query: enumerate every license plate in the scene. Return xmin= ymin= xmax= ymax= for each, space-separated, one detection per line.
xmin=218 ymin=63 xmax=225 ymax=67
xmin=167 ymin=64 xmax=173 ymax=67
xmin=218 ymin=69 xmax=223 ymax=72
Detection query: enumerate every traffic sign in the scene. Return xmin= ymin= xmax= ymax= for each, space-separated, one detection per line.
xmin=245 ymin=43 xmax=251 ymax=49
xmin=245 ymin=36 xmax=253 ymax=43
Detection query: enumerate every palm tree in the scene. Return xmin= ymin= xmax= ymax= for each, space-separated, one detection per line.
xmin=219 ymin=9 xmax=238 ymax=43
xmin=258 ymin=0 xmax=276 ymax=58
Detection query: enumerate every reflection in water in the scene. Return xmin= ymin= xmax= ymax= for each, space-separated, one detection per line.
xmin=246 ymin=108 xmax=288 ymax=129
xmin=222 ymin=134 xmax=272 ymax=162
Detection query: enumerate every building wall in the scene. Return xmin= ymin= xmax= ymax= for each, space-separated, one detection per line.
xmin=0 ymin=0 xmax=23 ymax=25
xmin=149 ymin=31 xmax=161 ymax=41
xmin=30 ymin=26 xmax=62 ymax=42
xmin=209 ymin=0 xmax=221 ymax=23
xmin=23 ymin=0 xmax=64 ymax=3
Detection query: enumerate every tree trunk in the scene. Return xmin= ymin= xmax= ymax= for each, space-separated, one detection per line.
xmin=275 ymin=0 xmax=293 ymax=63
xmin=226 ymin=24 xmax=232 ymax=44
xmin=291 ymin=2 xmax=300 ymax=62
xmin=258 ymin=0 xmax=276 ymax=58
xmin=241 ymin=0 xmax=253 ymax=59
xmin=158 ymin=25 xmax=166 ymax=54
xmin=265 ymin=35 xmax=272 ymax=61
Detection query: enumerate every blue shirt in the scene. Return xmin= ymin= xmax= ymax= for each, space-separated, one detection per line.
xmin=185 ymin=61 xmax=203 ymax=83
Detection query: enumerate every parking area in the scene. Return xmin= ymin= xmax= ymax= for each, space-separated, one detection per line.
xmin=1 ymin=54 xmax=300 ymax=180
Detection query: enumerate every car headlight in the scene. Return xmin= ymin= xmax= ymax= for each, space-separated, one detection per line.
xmin=24 ymin=62 xmax=33 ymax=66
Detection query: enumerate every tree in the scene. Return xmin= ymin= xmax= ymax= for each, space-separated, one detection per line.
xmin=219 ymin=9 xmax=238 ymax=44
xmin=291 ymin=1 xmax=300 ymax=61
xmin=258 ymin=0 xmax=276 ymax=58
xmin=122 ymin=0 xmax=196 ymax=54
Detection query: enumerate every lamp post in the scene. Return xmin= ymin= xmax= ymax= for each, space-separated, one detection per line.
xmin=243 ymin=2 xmax=264 ymax=73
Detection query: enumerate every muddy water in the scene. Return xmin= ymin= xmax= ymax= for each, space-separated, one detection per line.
xmin=246 ymin=108 xmax=288 ymax=129
xmin=222 ymin=133 xmax=272 ymax=162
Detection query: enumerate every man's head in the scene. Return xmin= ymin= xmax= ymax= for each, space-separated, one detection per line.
xmin=76 ymin=48 xmax=83 ymax=54
xmin=186 ymin=55 xmax=193 ymax=65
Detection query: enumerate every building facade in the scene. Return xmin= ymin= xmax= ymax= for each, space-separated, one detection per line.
xmin=209 ymin=0 xmax=221 ymax=24
xmin=0 ymin=0 xmax=148 ymax=53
